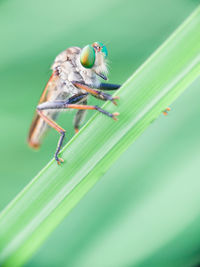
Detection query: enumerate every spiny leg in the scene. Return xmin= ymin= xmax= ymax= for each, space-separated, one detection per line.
xmin=72 ymin=82 xmax=120 ymax=105
xmin=36 ymin=110 xmax=65 ymax=164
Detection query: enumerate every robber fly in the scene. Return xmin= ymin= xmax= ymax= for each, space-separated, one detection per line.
xmin=28 ymin=42 xmax=121 ymax=164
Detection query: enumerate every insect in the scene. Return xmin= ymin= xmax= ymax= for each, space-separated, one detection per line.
xmin=28 ymin=41 xmax=121 ymax=164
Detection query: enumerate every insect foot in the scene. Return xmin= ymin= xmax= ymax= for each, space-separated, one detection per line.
xmin=163 ymin=107 xmax=171 ymax=116
xmin=112 ymin=96 xmax=120 ymax=106
xmin=75 ymin=128 xmax=79 ymax=134
xmin=112 ymin=112 xmax=120 ymax=121
xmin=55 ymin=155 xmax=64 ymax=165
xmin=99 ymin=91 xmax=120 ymax=105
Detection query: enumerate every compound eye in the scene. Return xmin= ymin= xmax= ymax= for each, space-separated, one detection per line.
xmin=92 ymin=41 xmax=108 ymax=58
xmin=80 ymin=45 xmax=95 ymax=68
xmin=101 ymin=45 xmax=108 ymax=58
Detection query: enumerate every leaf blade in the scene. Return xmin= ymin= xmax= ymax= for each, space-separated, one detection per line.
xmin=0 ymin=6 xmax=200 ymax=266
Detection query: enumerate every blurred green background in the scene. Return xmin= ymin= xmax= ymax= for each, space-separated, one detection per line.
xmin=0 ymin=0 xmax=200 ymax=266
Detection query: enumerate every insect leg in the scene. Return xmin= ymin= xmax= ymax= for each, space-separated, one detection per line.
xmin=72 ymin=82 xmax=119 ymax=106
xmin=163 ymin=107 xmax=171 ymax=115
xmin=37 ymin=97 xmax=119 ymax=163
xmin=98 ymin=83 xmax=121 ymax=90
xmin=64 ymin=104 xmax=119 ymax=120
xmin=66 ymin=93 xmax=88 ymax=104
xmin=36 ymin=94 xmax=88 ymax=164
xmin=65 ymin=93 xmax=89 ymax=133
xmin=36 ymin=109 xmax=65 ymax=164
xmin=38 ymin=102 xmax=119 ymax=121
xmin=74 ymin=100 xmax=87 ymax=133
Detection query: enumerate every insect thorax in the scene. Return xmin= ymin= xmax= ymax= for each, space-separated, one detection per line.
xmin=51 ymin=47 xmax=101 ymax=99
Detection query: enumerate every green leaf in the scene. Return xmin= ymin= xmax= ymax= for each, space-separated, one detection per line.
xmin=0 ymin=6 xmax=200 ymax=267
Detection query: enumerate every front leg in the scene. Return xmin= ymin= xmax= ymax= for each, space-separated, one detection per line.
xmin=72 ymin=82 xmax=120 ymax=105
xmin=99 ymin=83 xmax=121 ymax=90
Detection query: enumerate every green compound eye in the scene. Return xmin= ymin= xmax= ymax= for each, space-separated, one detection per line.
xmin=101 ymin=45 xmax=108 ymax=58
xmin=80 ymin=45 xmax=95 ymax=68
xmin=92 ymin=41 xmax=108 ymax=58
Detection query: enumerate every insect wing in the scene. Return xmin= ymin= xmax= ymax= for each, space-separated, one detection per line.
xmin=28 ymin=72 xmax=58 ymax=149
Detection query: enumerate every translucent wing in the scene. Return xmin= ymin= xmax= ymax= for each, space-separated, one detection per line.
xmin=28 ymin=71 xmax=59 ymax=149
